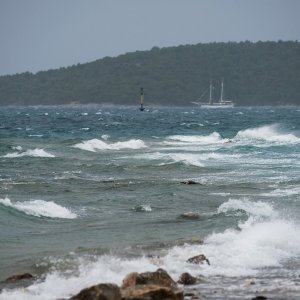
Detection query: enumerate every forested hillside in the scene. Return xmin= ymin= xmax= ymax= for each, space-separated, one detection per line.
xmin=0 ymin=41 xmax=299 ymax=106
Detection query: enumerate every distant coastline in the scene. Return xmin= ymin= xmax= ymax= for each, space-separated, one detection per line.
xmin=0 ymin=41 xmax=299 ymax=107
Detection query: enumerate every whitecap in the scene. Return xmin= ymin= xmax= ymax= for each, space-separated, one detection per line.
xmin=3 ymin=148 xmax=55 ymax=158
xmin=0 ymin=255 xmax=156 ymax=300
xmin=161 ymin=199 xmax=300 ymax=278
xmin=11 ymin=145 xmax=22 ymax=151
xmin=134 ymin=152 xmax=241 ymax=167
xmin=218 ymin=198 xmax=275 ymax=219
xmin=0 ymin=197 xmax=77 ymax=219
xmin=132 ymin=204 xmax=152 ymax=212
xmin=236 ymin=124 xmax=300 ymax=144
xmin=260 ymin=186 xmax=300 ymax=197
xmin=101 ymin=134 xmax=110 ymax=141
xmin=166 ymin=132 xmax=227 ymax=145
xmin=73 ymin=139 xmax=147 ymax=152
xmin=141 ymin=152 xmax=204 ymax=167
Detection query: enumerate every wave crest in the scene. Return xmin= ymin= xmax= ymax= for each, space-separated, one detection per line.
xmin=236 ymin=124 xmax=300 ymax=143
xmin=3 ymin=148 xmax=55 ymax=158
xmin=73 ymin=138 xmax=147 ymax=152
xmin=218 ymin=198 xmax=275 ymax=218
xmin=166 ymin=132 xmax=228 ymax=145
xmin=0 ymin=197 xmax=77 ymax=219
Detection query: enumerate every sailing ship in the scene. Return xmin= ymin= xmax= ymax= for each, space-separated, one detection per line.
xmin=192 ymin=79 xmax=235 ymax=108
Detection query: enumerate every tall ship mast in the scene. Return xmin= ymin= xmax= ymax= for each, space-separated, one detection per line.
xmin=191 ymin=79 xmax=235 ymax=108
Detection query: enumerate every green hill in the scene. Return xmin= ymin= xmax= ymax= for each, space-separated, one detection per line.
xmin=0 ymin=41 xmax=299 ymax=106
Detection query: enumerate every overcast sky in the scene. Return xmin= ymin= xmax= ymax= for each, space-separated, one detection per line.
xmin=0 ymin=0 xmax=299 ymax=76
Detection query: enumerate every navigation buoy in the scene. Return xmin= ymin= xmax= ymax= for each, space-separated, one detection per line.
xmin=139 ymin=87 xmax=145 ymax=111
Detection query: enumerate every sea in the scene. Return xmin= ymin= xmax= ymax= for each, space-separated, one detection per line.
xmin=0 ymin=105 xmax=300 ymax=300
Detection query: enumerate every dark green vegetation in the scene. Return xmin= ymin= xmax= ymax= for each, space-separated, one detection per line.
xmin=0 ymin=41 xmax=299 ymax=106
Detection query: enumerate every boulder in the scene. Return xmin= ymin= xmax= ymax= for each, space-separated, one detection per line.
xmin=121 ymin=284 xmax=183 ymax=300
xmin=69 ymin=283 xmax=121 ymax=300
xmin=135 ymin=268 xmax=177 ymax=288
xmin=187 ymin=254 xmax=210 ymax=265
xmin=5 ymin=273 xmax=34 ymax=282
xmin=122 ymin=272 xmax=139 ymax=289
xmin=177 ymin=272 xmax=197 ymax=285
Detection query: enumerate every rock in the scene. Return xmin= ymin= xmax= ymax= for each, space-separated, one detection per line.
xmin=177 ymin=272 xmax=197 ymax=285
xmin=122 ymin=272 xmax=139 ymax=289
xmin=135 ymin=268 xmax=177 ymax=288
xmin=246 ymin=278 xmax=256 ymax=285
xmin=180 ymin=180 xmax=199 ymax=185
xmin=5 ymin=273 xmax=34 ymax=282
xmin=179 ymin=212 xmax=200 ymax=220
xmin=121 ymin=284 xmax=183 ymax=300
xmin=69 ymin=283 xmax=121 ymax=300
xmin=251 ymin=296 xmax=267 ymax=300
xmin=187 ymin=254 xmax=210 ymax=265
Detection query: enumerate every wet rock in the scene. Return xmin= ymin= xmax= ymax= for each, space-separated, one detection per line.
xmin=177 ymin=272 xmax=197 ymax=285
xmin=121 ymin=284 xmax=183 ymax=300
xmin=187 ymin=254 xmax=210 ymax=265
xmin=69 ymin=283 xmax=121 ymax=300
xmin=179 ymin=212 xmax=200 ymax=220
xmin=180 ymin=180 xmax=199 ymax=185
xmin=135 ymin=268 xmax=177 ymax=288
xmin=122 ymin=272 xmax=139 ymax=289
xmin=5 ymin=273 xmax=34 ymax=282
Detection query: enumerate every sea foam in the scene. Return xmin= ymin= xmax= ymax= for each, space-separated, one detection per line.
xmin=162 ymin=198 xmax=300 ymax=278
xmin=166 ymin=132 xmax=228 ymax=145
xmin=0 ymin=197 xmax=77 ymax=219
xmin=73 ymin=138 xmax=147 ymax=152
xmin=134 ymin=152 xmax=241 ymax=167
xmin=2 ymin=198 xmax=300 ymax=299
xmin=3 ymin=148 xmax=55 ymax=158
xmin=236 ymin=124 xmax=300 ymax=144
xmin=0 ymin=256 xmax=156 ymax=300
xmin=200 ymin=199 xmax=300 ymax=276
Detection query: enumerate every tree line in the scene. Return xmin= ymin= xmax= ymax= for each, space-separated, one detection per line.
xmin=0 ymin=41 xmax=299 ymax=106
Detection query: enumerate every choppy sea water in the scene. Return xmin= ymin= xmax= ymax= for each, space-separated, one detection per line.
xmin=0 ymin=106 xmax=300 ymax=299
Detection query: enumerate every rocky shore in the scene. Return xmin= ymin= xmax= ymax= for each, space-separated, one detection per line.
xmin=3 ymin=254 xmax=268 ymax=300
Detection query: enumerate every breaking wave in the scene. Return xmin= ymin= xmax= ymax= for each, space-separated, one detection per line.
xmin=236 ymin=124 xmax=300 ymax=144
xmin=0 ymin=197 xmax=77 ymax=219
xmin=2 ymin=198 xmax=300 ymax=299
xmin=166 ymin=132 xmax=229 ymax=145
xmin=73 ymin=138 xmax=147 ymax=152
xmin=217 ymin=197 xmax=276 ymax=218
xmin=134 ymin=152 xmax=241 ymax=167
xmin=3 ymin=148 xmax=55 ymax=158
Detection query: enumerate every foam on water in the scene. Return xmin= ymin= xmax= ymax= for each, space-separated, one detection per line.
xmin=132 ymin=204 xmax=152 ymax=212
xmin=217 ymin=198 xmax=276 ymax=218
xmin=163 ymin=198 xmax=300 ymax=277
xmin=73 ymin=138 xmax=147 ymax=152
xmin=260 ymin=186 xmax=300 ymax=197
xmin=166 ymin=132 xmax=229 ymax=145
xmin=2 ymin=198 xmax=300 ymax=299
xmin=134 ymin=152 xmax=241 ymax=167
xmin=3 ymin=148 xmax=55 ymax=158
xmin=0 ymin=256 xmax=156 ymax=300
xmin=236 ymin=124 xmax=300 ymax=144
xmin=0 ymin=197 xmax=77 ymax=219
